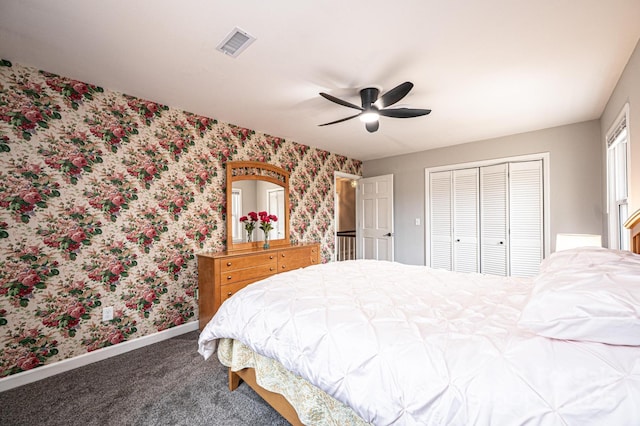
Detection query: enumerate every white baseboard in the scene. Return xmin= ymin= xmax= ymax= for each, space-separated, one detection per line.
xmin=0 ymin=321 xmax=199 ymax=392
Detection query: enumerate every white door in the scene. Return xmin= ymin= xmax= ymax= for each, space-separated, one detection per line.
xmin=428 ymin=169 xmax=479 ymax=272
xmin=453 ymin=168 xmax=479 ymax=273
xmin=480 ymin=163 xmax=509 ymax=275
xmin=429 ymin=171 xmax=453 ymax=269
xmin=509 ymin=160 xmax=543 ymax=277
xmin=356 ymin=174 xmax=394 ymax=261
xmin=427 ymin=155 xmax=547 ymax=276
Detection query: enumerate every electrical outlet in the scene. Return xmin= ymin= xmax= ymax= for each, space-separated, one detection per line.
xmin=102 ymin=306 xmax=114 ymax=322
xmin=415 ymin=218 xmax=421 ymax=226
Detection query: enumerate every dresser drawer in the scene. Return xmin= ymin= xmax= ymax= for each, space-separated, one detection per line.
xmin=278 ymin=246 xmax=317 ymax=261
xmin=220 ymin=253 xmax=277 ymax=272
xmin=220 ymin=262 xmax=277 ymax=284
xmin=279 ymin=256 xmax=316 ymax=272
xmin=278 ymin=246 xmax=319 ymax=272
xmin=220 ymin=280 xmax=254 ymax=305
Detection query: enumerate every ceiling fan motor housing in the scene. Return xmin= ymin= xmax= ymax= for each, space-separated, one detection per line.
xmin=360 ymin=87 xmax=379 ymax=107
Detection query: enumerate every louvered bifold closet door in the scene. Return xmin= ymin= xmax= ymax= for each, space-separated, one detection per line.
xmin=453 ymin=168 xmax=479 ymax=273
xmin=509 ymin=160 xmax=543 ymax=277
xmin=429 ymin=171 xmax=453 ymax=270
xmin=480 ymin=164 xmax=508 ymax=276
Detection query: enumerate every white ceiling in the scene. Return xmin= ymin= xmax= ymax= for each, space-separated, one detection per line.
xmin=1 ymin=1 xmax=639 ymax=161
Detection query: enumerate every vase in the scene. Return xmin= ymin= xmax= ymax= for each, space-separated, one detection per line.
xmin=246 ymin=231 xmax=252 ymax=242
xmin=263 ymin=233 xmax=270 ymax=249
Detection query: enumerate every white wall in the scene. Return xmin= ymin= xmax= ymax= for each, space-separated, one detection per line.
xmin=364 ymin=120 xmax=602 ymax=265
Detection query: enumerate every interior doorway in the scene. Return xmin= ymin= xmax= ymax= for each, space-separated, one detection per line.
xmin=334 ymin=172 xmax=359 ymax=261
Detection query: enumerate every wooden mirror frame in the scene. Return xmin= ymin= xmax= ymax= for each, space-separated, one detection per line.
xmin=226 ymin=161 xmax=290 ymax=252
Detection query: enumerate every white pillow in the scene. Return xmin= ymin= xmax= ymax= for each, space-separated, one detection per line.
xmin=518 ymin=247 xmax=640 ymax=345
xmin=538 ymin=246 xmax=640 ymax=273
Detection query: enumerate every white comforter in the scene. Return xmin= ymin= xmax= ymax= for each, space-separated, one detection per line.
xmin=198 ymin=260 xmax=640 ymax=425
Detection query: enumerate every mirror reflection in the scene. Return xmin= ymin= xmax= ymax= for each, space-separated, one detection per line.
xmin=231 ymin=180 xmax=285 ymax=243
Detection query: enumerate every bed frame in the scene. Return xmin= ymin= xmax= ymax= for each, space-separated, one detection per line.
xmin=226 ymin=215 xmax=640 ymax=422
xmin=625 ymin=208 xmax=640 ymax=254
xmin=229 ymin=369 xmax=304 ymax=425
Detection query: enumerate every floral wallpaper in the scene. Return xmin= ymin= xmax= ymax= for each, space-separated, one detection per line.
xmin=0 ymin=60 xmax=361 ymax=378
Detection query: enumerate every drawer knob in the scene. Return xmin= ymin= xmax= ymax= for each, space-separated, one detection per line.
xmin=227 ymin=275 xmax=232 ymax=280
xmin=281 ymin=265 xmax=286 ymax=269
xmin=281 ymin=253 xmax=285 ymax=257
xmin=227 ymin=291 xmax=232 ymax=296
xmin=270 ymin=267 xmax=274 ymax=271
xmin=227 ymin=262 xmax=232 ymax=266
xmin=269 ymin=255 xmax=274 ymax=259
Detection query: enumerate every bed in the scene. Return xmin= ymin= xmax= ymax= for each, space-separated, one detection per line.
xmin=198 ymin=237 xmax=640 ymax=425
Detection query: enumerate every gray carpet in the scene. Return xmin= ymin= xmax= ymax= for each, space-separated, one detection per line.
xmin=0 ymin=331 xmax=289 ymax=426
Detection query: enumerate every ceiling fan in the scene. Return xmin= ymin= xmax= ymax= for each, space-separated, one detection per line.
xmin=318 ymin=81 xmax=431 ymax=133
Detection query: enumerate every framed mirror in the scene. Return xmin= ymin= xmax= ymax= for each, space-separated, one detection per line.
xmin=226 ymin=161 xmax=290 ymax=252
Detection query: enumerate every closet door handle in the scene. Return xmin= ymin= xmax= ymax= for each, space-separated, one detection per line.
xmin=455 ymin=239 xmax=461 ymax=242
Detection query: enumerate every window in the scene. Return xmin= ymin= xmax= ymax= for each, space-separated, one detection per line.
xmin=606 ymin=105 xmax=630 ymax=250
xmin=231 ymin=189 xmax=243 ymax=242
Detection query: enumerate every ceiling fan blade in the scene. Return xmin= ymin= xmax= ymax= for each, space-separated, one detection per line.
xmin=379 ymin=108 xmax=431 ymax=118
xmin=365 ymin=121 xmax=379 ymax=133
xmin=319 ymin=92 xmax=363 ymax=111
xmin=318 ymin=113 xmax=362 ymax=126
xmin=376 ymin=82 xmax=414 ymax=108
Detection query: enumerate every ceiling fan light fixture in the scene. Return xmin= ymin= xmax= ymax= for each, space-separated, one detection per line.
xmin=359 ymin=109 xmax=380 ymax=123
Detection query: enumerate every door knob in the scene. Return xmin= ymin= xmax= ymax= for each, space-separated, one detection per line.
xmin=383 ymin=232 xmax=392 ymax=237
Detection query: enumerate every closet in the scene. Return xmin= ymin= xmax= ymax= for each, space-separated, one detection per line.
xmin=428 ymin=159 xmax=543 ymax=278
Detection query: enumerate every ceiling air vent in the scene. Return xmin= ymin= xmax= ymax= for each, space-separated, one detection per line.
xmin=216 ymin=27 xmax=256 ymax=58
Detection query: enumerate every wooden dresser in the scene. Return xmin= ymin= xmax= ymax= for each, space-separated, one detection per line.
xmin=197 ymin=243 xmax=320 ymax=329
